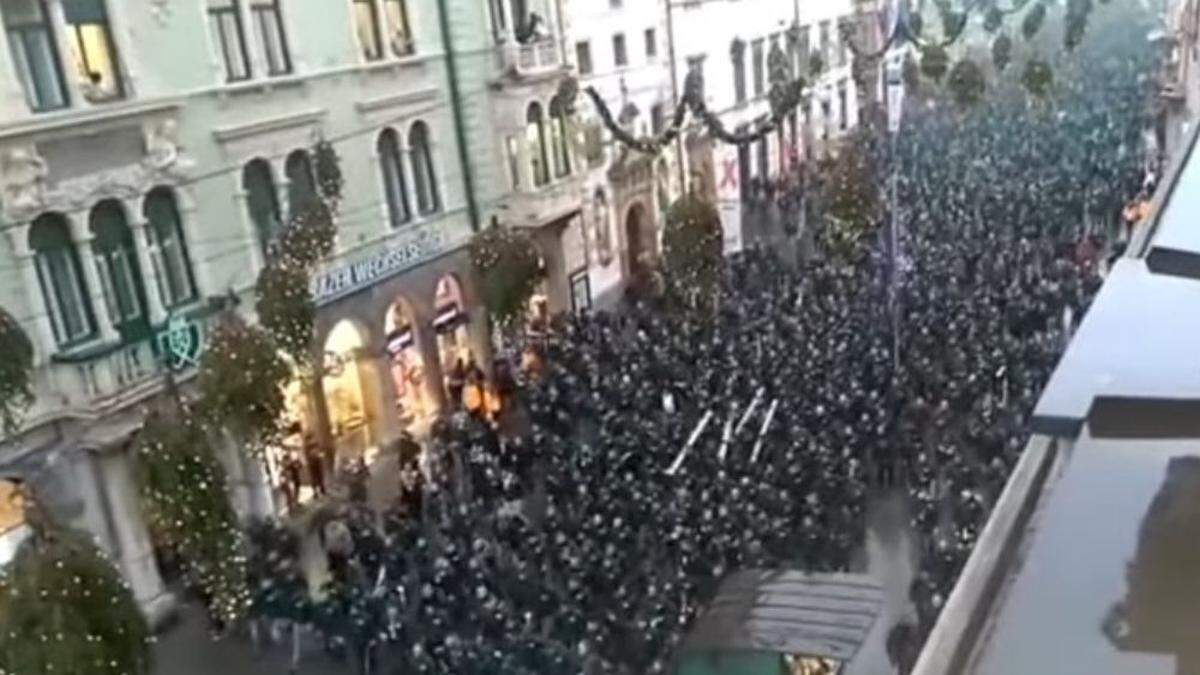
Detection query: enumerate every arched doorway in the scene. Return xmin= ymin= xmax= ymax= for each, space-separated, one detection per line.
xmin=321 ymin=320 xmax=370 ymax=470
xmin=385 ymin=297 xmax=429 ymax=426
xmin=625 ymin=202 xmax=654 ymax=291
xmin=433 ymin=275 xmax=474 ymax=407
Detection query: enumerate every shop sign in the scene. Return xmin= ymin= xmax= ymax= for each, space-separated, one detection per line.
xmin=310 ymin=226 xmax=447 ymax=306
xmin=156 ymin=315 xmax=203 ymax=371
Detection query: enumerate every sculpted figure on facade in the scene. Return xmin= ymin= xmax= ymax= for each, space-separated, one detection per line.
xmin=1 ymin=148 xmax=49 ymax=219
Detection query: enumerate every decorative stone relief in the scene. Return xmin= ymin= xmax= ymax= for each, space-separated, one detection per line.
xmin=149 ymin=0 xmax=173 ymax=26
xmin=1 ymin=149 xmax=49 ymax=218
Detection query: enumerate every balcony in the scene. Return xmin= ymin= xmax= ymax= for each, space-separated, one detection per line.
xmin=496 ymin=38 xmax=566 ymax=80
xmin=23 ymin=310 xmax=216 ymax=427
xmin=501 ymin=173 xmax=586 ymax=229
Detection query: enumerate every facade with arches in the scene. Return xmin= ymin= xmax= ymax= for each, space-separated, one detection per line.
xmin=0 ymin=0 xmax=479 ymax=624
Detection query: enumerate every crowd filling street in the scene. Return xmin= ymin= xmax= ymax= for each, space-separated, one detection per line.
xmin=235 ymin=30 xmax=1154 ymax=675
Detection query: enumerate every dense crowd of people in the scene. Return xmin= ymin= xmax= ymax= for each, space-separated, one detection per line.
xmin=242 ymin=14 xmax=1154 ymax=675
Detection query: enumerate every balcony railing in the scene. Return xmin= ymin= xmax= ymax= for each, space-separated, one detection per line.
xmin=498 ymin=38 xmax=562 ymax=76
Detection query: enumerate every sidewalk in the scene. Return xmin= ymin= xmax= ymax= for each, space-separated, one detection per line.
xmin=152 ymin=603 xmax=346 ymax=675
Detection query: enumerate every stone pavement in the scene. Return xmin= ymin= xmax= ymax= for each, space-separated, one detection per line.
xmin=152 ymin=602 xmax=348 ymax=675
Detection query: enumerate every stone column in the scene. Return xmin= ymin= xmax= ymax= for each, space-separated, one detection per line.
xmin=98 ymin=448 xmax=175 ymax=628
xmin=66 ymin=214 xmax=119 ymax=343
xmin=465 ymin=310 xmax=495 ymax=381
xmin=400 ymin=140 xmax=418 ymax=220
xmin=413 ymin=319 xmax=447 ymax=414
xmin=5 ymin=226 xmax=58 ymax=351
xmin=126 ymin=211 xmax=168 ymax=325
xmin=234 ymin=189 xmax=265 ymax=273
xmin=357 ymin=344 xmax=402 ymax=450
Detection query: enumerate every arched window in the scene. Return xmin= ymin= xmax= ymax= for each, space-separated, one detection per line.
xmin=29 ymin=213 xmax=94 ymax=345
xmin=409 ymin=121 xmax=440 ymax=215
xmin=526 ymin=102 xmax=549 ymax=187
xmin=90 ymin=200 xmax=149 ymax=341
xmin=243 ymin=158 xmax=280 ymax=255
xmin=144 ymin=188 xmax=197 ymax=309
xmin=285 ymin=149 xmax=318 ymax=218
xmin=549 ymin=97 xmax=572 ymax=178
xmin=378 ymin=128 xmax=412 ymax=228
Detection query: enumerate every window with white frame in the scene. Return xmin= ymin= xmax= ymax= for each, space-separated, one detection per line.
xmin=352 ymin=0 xmax=383 ymax=61
xmin=90 ymin=200 xmax=149 ymax=341
xmin=612 ymin=33 xmax=627 ymax=67
xmin=62 ymin=0 xmax=124 ymax=102
xmin=378 ymin=128 xmax=413 ymax=227
xmin=3 ymin=0 xmax=69 ymax=111
xmin=243 ymin=158 xmax=281 ymax=255
xmin=144 ymin=187 xmax=198 ymax=309
xmin=30 ymin=213 xmax=94 ymax=345
xmin=285 ymin=149 xmax=318 ymax=218
xmin=549 ymin=97 xmax=572 ymax=179
xmin=527 ymin=102 xmax=550 ymax=187
xmin=409 ymin=121 xmax=441 ymax=215
xmin=383 ymin=0 xmax=413 ymax=56
xmin=207 ymin=0 xmax=251 ymax=81
xmin=249 ymin=0 xmax=290 ymax=76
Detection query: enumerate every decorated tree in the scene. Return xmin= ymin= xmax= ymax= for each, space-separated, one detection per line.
xmin=470 ymin=225 xmax=544 ymax=327
xmin=255 ymin=258 xmax=317 ymax=368
xmin=661 ymin=194 xmax=724 ymax=309
xmin=0 ymin=307 xmax=34 ymax=437
xmin=133 ymin=409 xmax=251 ymax=628
xmin=196 ymin=315 xmax=292 ymax=451
xmin=814 ymin=130 xmax=880 ymax=265
xmin=0 ymin=500 xmax=152 ymax=675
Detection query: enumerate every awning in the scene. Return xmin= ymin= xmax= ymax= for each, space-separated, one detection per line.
xmin=433 ymin=303 xmax=466 ymax=333
xmin=385 ymin=328 xmax=414 ymax=356
xmin=680 ymin=569 xmax=884 ymax=667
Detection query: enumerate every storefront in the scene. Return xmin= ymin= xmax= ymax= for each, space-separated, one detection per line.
xmin=386 ymin=298 xmax=432 ymax=427
xmin=434 ymin=275 xmax=474 ymax=400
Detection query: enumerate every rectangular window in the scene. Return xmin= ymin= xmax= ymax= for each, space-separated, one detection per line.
xmin=4 ymin=0 xmax=68 ymax=111
xmin=207 ymin=0 xmax=251 ymax=81
xmin=838 ymin=20 xmax=849 ymax=66
xmin=644 ymin=28 xmax=657 ymax=59
xmin=35 ymin=251 xmax=90 ymax=343
xmin=839 ymin=81 xmax=848 ymax=130
xmin=612 ymin=33 xmax=627 ymax=67
xmin=249 ymin=0 xmax=291 ymax=75
xmin=575 ymin=40 xmax=592 ymax=75
xmin=506 ymin=135 xmax=521 ymax=190
xmin=569 ymin=269 xmax=592 ymax=313
xmin=751 ymin=39 xmax=764 ymax=97
xmin=62 ymin=0 xmax=124 ymax=102
xmin=353 ymin=0 xmax=383 ymax=61
xmin=732 ymin=44 xmax=746 ymax=103
xmin=383 ymin=0 xmax=413 ymax=56
xmin=819 ymin=21 xmax=831 ymax=65
xmin=687 ymin=55 xmax=705 ymax=99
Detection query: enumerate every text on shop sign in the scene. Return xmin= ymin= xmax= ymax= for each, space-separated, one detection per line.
xmin=310 ymin=228 xmax=446 ymax=306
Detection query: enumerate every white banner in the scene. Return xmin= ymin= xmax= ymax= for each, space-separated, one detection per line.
xmin=719 ymin=200 xmax=743 ymax=255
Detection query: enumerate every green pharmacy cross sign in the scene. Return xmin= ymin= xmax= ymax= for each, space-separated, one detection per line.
xmin=155 ymin=315 xmax=204 ymax=372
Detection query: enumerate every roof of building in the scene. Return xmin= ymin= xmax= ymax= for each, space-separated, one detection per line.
xmin=681 ymin=569 xmax=885 ymax=664
xmin=967 ymin=432 xmax=1200 ymax=674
